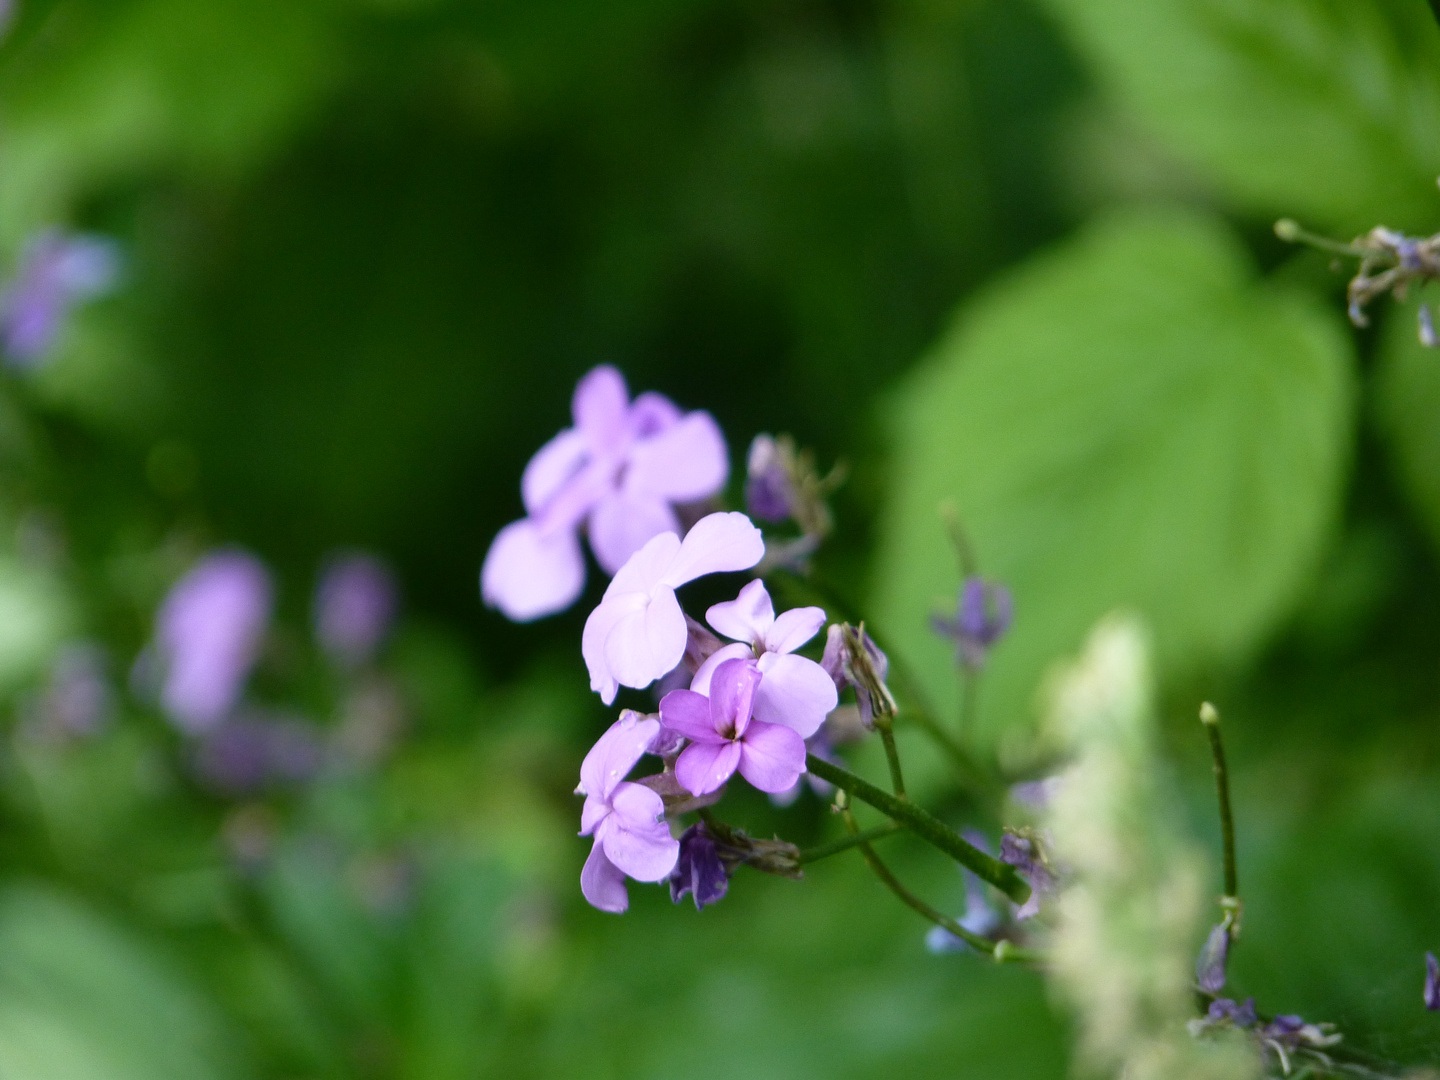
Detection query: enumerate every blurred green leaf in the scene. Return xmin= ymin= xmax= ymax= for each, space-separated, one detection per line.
xmin=1043 ymin=0 xmax=1440 ymax=232
xmin=874 ymin=208 xmax=1353 ymax=754
xmin=1375 ymin=293 xmax=1440 ymax=554
xmin=0 ymin=884 xmax=245 ymax=1080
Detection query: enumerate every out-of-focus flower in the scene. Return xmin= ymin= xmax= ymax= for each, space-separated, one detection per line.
xmin=660 ymin=657 xmax=806 ymax=796
xmin=153 ymin=550 xmax=272 ymax=734
xmin=999 ymin=832 xmax=1056 ymax=920
xmin=582 ymin=512 xmax=764 ymax=704
xmin=932 ymin=577 xmax=1012 ymax=670
xmin=927 ymin=830 xmax=1005 ymax=954
xmin=1426 ymin=952 xmax=1440 ymax=1011
xmin=314 ymin=553 xmax=396 ymax=667
xmin=687 ymin=579 xmax=835 ymax=738
xmin=745 ymin=435 xmax=792 ymax=522
xmin=670 ymin=823 xmax=731 ymax=910
xmin=482 ymin=365 xmax=728 ymax=621
xmin=1187 ymin=997 xmax=1257 ymax=1037
xmin=1009 ymin=776 xmax=1063 ymax=811
xmin=0 ymin=229 xmax=120 ymax=368
xmin=22 ymin=642 xmax=113 ymax=740
xmin=820 ymin=622 xmax=895 ymax=729
xmin=1195 ymin=921 xmax=1230 ymax=994
xmin=576 ymin=711 xmax=679 ymax=913
xmin=1257 ymin=1013 xmax=1341 ymax=1074
xmin=192 ymin=711 xmax=323 ymax=795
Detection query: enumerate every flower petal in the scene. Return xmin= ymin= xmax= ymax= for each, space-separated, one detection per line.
xmin=587 ymin=490 xmax=680 ymax=575
xmin=628 ymin=391 xmax=682 ymax=438
xmin=604 ymin=586 xmax=688 ymax=692
xmin=705 ymin=579 xmax=774 ymax=645
xmin=736 ymin=721 xmax=807 ymax=793
xmin=521 ymin=428 xmax=589 ymax=517
xmin=675 ymin=739 xmax=742 ymax=796
xmin=581 ymin=838 xmax=630 ymax=913
xmin=572 ymin=365 xmax=630 ymax=455
xmin=753 ymin=653 xmax=838 ymax=738
xmin=708 ymin=657 xmax=761 ymax=738
xmin=625 ymin=410 xmax=729 ymax=503
xmin=602 ymin=782 xmax=679 ymax=880
xmin=765 ymin=606 xmax=827 ymax=655
xmin=605 ymin=530 xmax=682 ymax=598
xmin=482 ymin=518 xmax=586 ymax=622
xmin=687 ymin=642 xmax=752 ymax=697
xmin=578 ymin=711 xmax=660 ymax=800
xmin=659 ymin=689 xmax=725 ymax=743
xmin=660 ymin=512 xmax=765 ymax=588
xmin=579 ymin=795 xmax=608 ymax=836
xmin=582 ymin=590 xmax=645 ymax=704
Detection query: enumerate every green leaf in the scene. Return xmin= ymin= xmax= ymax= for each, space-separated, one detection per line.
xmin=1374 ymin=292 xmax=1440 ymax=551
xmin=1043 ymin=0 xmax=1440 ymax=233
xmin=873 ymin=208 xmax=1353 ymax=754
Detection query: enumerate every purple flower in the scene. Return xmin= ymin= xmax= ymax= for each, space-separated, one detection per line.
xmin=932 ymin=577 xmax=1012 ymax=670
xmin=314 ymin=553 xmax=397 ymax=667
xmin=192 ymin=711 xmax=323 ymax=795
xmin=686 ymin=579 xmax=836 ymax=739
xmin=670 ymin=823 xmax=731 ymax=909
xmin=999 ymin=832 xmax=1055 ymax=920
xmin=153 ymin=550 xmax=272 ymax=734
xmin=820 ymin=622 xmax=895 ymax=729
xmin=660 ymin=657 xmax=807 ymax=796
xmin=582 ymin=511 xmax=764 ymax=704
xmin=576 ymin=711 xmax=680 ymax=913
xmin=745 ymin=435 xmax=793 ymax=522
xmin=0 ymin=229 xmax=120 ymax=368
xmin=927 ymin=830 xmax=1005 ymax=953
xmin=1426 ymin=952 xmax=1440 ymax=1011
xmin=482 ymin=365 xmax=729 ymax=622
xmin=1196 ymin=921 xmax=1230 ymax=994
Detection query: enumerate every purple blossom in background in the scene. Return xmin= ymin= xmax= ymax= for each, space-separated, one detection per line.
xmin=932 ymin=577 xmax=1012 ymax=670
xmin=314 ymin=553 xmax=397 ymax=667
xmin=1426 ymin=952 xmax=1440 ymax=1011
xmin=482 ymin=365 xmax=729 ymax=622
xmin=0 ymin=229 xmax=120 ymax=368
xmin=688 ymin=579 xmax=836 ymax=738
xmin=192 ymin=711 xmax=323 ymax=795
xmin=927 ymin=830 xmax=1005 ymax=954
xmin=1196 ymin=921 xmax=1230 ymax=994
xmin=1188 ymin=997 xmax=1258 ymax=1037
xmin=23 ymin=642 xmax=113 ymax=741
xmin=999 ymin=832 xmax=1054 ymax=920
xmin=745 ymin=435 xmax=792 ymax=522
xmin=153 ymin=550 xmax=272 ymax=734
xmin=582 ymin=511 xmax=764 ymax=703
xmin=669 ymin=823 xmax=730 ymax=909
xmin=660 ymin=657 xmax=807 ymax=796
xmin=577 ymin=711 xmax=679 ymax=913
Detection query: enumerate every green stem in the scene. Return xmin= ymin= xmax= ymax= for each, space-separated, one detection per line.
xmin=797 ymin=822 xmax=903 ymax=864
xmin=1200 ymin=703 xmax=1237 ymax=898
xmin=806 ymin=753 xmax=1030 ymax=904
xmin=876 ymin=721 xmax=906 ymax=796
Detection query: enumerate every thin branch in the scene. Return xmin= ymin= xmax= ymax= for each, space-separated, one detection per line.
xmin=797 ymin=822 xmax=903 ymax=865
xmin=1200 ymin=702 xmax=1237 ymax=898
xmin=876 ymin=720 xmax=906 ymax=796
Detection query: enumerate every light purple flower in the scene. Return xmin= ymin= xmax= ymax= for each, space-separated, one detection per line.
xmin=577 ymin=711 xmax=680 ymax=913
xmin=314 ymin=553 xmax=397 ymax=667
xmin=687 ymin=579 xmax=836 ymax=739
xmin=582 ymin=511 xmax=764 ymax=704
xmin=660 ymin=657 xmax=807 ymax=796
xmin=0 ymin=229 xmax=120 ymax=368
xmin=1426 ymin=952 xmax=1440 ymax=1011
xmin=1196 ymin=921 xmax=1230 ymax=994
xmin=670 ymin=823 xmax=731 ymax=910
xmin=153 ymin=550 xmax=272 ymax=734
xmin=932 ymin=577 xmax=1012 ymax=670
xmin=482 ymin=365 xmax=729 ymax=622
xmin=745 ymin=435 xmax=792 ymax=522
xmin=999 ymin=832 xmax=1055 ymax=920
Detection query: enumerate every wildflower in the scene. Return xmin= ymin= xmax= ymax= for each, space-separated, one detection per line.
xmin=999 ymin=832 xmax=1055 ymax=920
xmin=0 ymin=229 xmax=120 ymax=367
xmin=482 ymin=365 xmax=728 ymax=621
xmin=1195 ymin=921 xmax=1230 ymax=994
xmin=1187 ymin=997 xmax=1257 ymax=1037
xmin=932 ymin=577 xmax=1012 ymax=670
xmin=576 ymin=711 xmax=679 ymax=913
xmin=314 ymin=553 xmax=396 ymax=667
xmin=927 ymin=830 xmax=1005 ymax=953
xmin=820 ymin=622 xmax=895 ymax=729
xmin=659 ymin=657 xmax=806 ymax=796
xmin=582 ymin=511 xmax=764 ymax=704
xmin=152 ymin=550 xmax=272 ymax=734
xmin=687 ymin=579 xmax=836 ymax=738
xmin=1258 ymin=1012 xmax=1342 ymax=1074
xmin=1426 ymin=952 xmax=1440 ymax=1011
xmin=22 ymin=643 xmax=112 ymax=741
xmin=745 ymin=435 xmax=793 ymax=523
xmin=670 ymin=823 xmax=731 ymax=910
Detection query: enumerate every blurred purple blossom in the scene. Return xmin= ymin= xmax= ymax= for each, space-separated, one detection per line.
xmin=314 ymin=553 xmax=397 ymax=667
xmin=669 ymin=823 xmax=730 ymax=910
xmin=192 ymin=711 xmax=323 ymax=795
xmin=482 ymin=365 xmax=729 ymax=622
xmin=0 ymin=229 xmax=120 ymax=368
xmin=999 ymin=832 xmax=1054 ymax=920
xmin=932 ymin=577 xmax=1012 ymax=670
xmin=745 ymin=435 xmax=792 ymax=522
xmin=152 ymin=550 xmax=272 ymax=734
xmin=1426 ymin=952 xmax=1440 ymax=1011
xmin=1196 ymin=921 xmax=1230 ymax=994
xmin=21 ymin=642 xmax=113 ymax=741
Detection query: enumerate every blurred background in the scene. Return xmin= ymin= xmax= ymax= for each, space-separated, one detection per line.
xmin=0 ymin=0 xmax=1439 ymax=1076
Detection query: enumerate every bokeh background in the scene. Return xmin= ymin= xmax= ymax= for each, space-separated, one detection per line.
xmin=1 ymin=0 xmax=1440 ymax=1076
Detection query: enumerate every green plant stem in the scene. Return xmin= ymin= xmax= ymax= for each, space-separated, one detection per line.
xmin=797 ymin=822 xmax=903 ymax=864
xmin=806 ymin=753 xmax=1030 ymax=904
xmin=839 ymin=804 xmax=1043 ymax=964
xmin=876 ymin=721 xmax=906 ymax=796
xmin=1200 ymin=704 xmax=1237 ymax=898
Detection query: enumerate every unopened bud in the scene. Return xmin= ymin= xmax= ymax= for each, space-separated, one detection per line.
xmin=1274 ymin=218 xmax=1300 ymax=242
xmin=1199 ymin=701 xmax=1219 ymax=726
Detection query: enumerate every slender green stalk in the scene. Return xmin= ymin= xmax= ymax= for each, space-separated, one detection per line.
xmin=839 ymin=803 xmax=1043 ymax=964
xmin=797 ymin=822 xmax=903 ymax=865
xmin=875 ymin=720 xmax=906 ymax=796
xmin=1199 ymin=702 xmax=1237 ymax=898
xmin=1274 ymin=218 xmax=1374 ymax=259
xmin=806 ymin=753 xmax=1030 ymax=904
